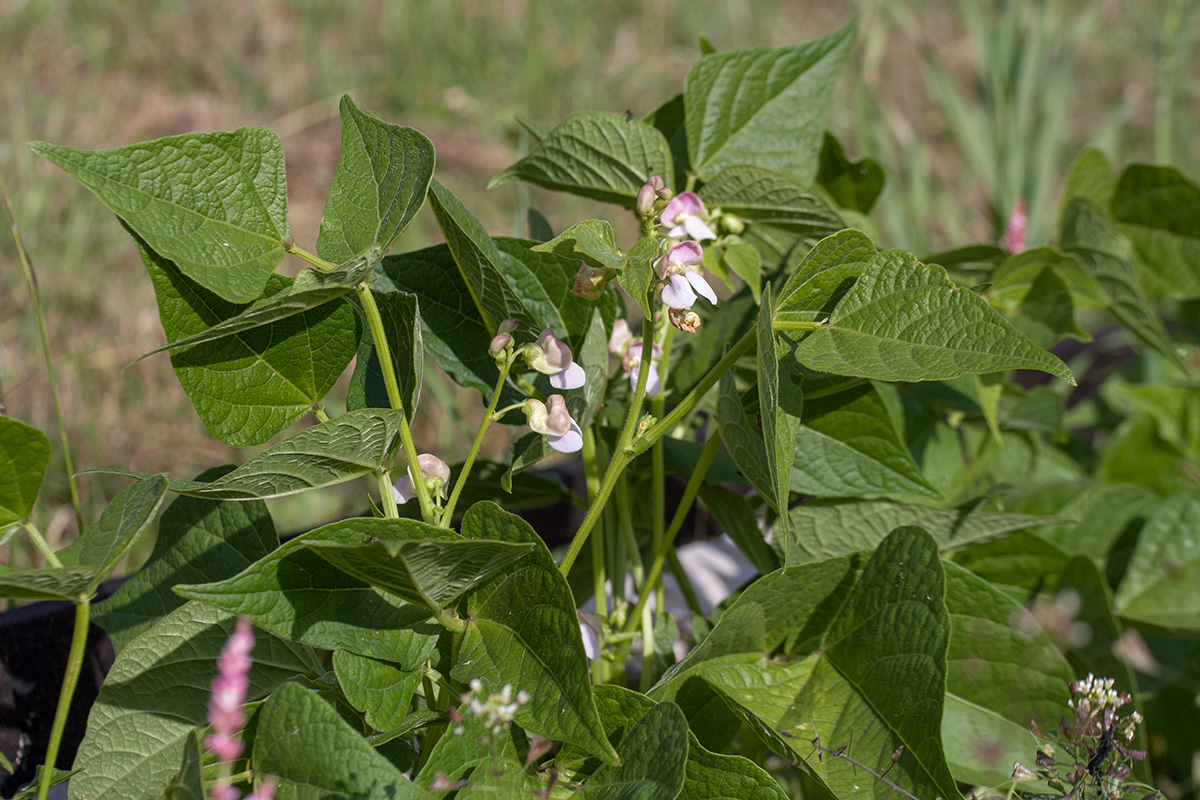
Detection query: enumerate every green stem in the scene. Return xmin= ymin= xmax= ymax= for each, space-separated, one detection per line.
xmin=624 ymin=431 xmax=722 ymax=634
xmin=635 ymin=328 xmax=755 ymax=453
xmin=313 ymin=406 xmax=331 ymax=423
xmin=285 ymin=243 xmax=337 ymax=270
xmin=1 ymin=170 xmax=85 ymax=536
xmin=434 ymin=608 xmax=466 ymax=634
xmin=558 ymin=322 xmax=656 ymax=576
xmin=357 ymin=285 xmax=436 ymax=524
xmin=583 ymin=429 xmax=607 ymax=685
xmin=771 ymin=319 xmax=824 ymax=332
xmin=23 ymin=522 xmax=63 ymax=569
xmin=38 ymin=597 xmax=89 ymax=800
xmin=666 ymin=547 xmax=704 ymax=617
xmin=1155 ymin=0 xmax=1185 ymax=164
xmin=440 ymin=357 xmax=515 ymax=526
xmin=377 ymin=469 xmax=400 ymax=519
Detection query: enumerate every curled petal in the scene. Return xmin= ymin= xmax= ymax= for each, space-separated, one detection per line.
xmin=415 ymin=453 xmax=451 ymax=485
xmin=665 ymin=240 xmax=704 ymax=270
xmin=661 ymin=273 xmax=697 ymax=309
xmin=545 ymin=394 xmax=572 ymax=436
xmin=392 ymin=476 xmax=416 ymax=505
xmin=548 ymin=420 xmax=584 ymax=453
xmin=549 ymin=361 xmax=586 ymax=390
xmin=686 ymin=271 xmax=718 ymax=305
xmin=531 ymin=329 xmax=573 ymax=374
xmin=660 ymin=192 xmax=706 ymax=226
xmin=682 ymin=214 xmax=718 ymax=242
xmin=524 ymin=399 xmax=551 ymax=435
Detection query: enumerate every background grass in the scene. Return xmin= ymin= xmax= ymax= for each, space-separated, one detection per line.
xmin=1 ymin=0 xmax=1197 ymax=557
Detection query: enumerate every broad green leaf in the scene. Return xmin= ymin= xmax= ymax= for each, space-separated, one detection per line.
xmin=1111 ymin=164 xmax=1200 ymax=298
xmin=303 ymin=537 xmax=535 ymax=611
xmin=817 ymin=132 xmax=884 ymax=213
xmin=582 ymin=701 xmax=689 ymax=800
xmin=136 ymin=230 xmax=357 ymax=446
xmin=619 ymin=235 xmax=659 ymax=318
xmin=785 ymin=239 xmax=1075 ymax=384
xmin=316 ymin=95 xmax=436 ymax=264
xmin=95 ymin=466 xmax=278 ymax=653
xmin=953 ymin=531 xmax=1072 ymax=591
xmin=417 ymin=703 xmax=534 ymax=798
xmin=720 ymin=242 xmax=761 ymax=303
xmin=154 ymin=408 xmax=403 ymax=500
xmin=784 ymin=498 xmax=1063 ymax=566
xmin=162 ymin=732 xmax=203 ymax=800
xmin=428 ymin=181 xmax=537 ymax=334
xmin=757 ymin=286 xmax=800 ymax=551
xmin=74 ymin=474 xmax=169 ymax=593
xmin=0 ymin=566 xmax=97 ymax=601
xmin=489 ymin=112 xmax=674 ymax=205
xmin=1035 ymin=482 xmax=1158 ymax=566
xmin=697 ymin=485 xmax=780 ymax=575
xmin=685 ymin=23 xmax=856 ymax=184
xmin=989 ymin=246 xmax=1105 ymax=310
xmin=774 ymin=229 xmax=877 ymax=322
xmin=1058 ymin=148 xmax=1118 ymax=220
xmin=333 ymin=650 xmax=422 ymax=733
xmin=0 ymin=416 xmax=50 ymax=524
xmin=698 ymin=165 xmax=844 ymax=240
xmin=32 ymin=128 xmax=287 ymax=303
xmin=141 ymin=245 xmax=380 ymax=355
xmin=175 ymin=518 xmax=444 ymax=665
xmin=1098 ymin=415 xmax=1197 ymax=496
xmin=1011 ymin=266 xmax=1091 ymax=347
xmin=941 ymin=563 xmax=1072 ymax=786
xmin=453 ymin=502 xmax=618 ymax=765
xmin=790 ymin=382 xmax=941 ymax=502
xmin=715 ymin=371 xmax=774 ymax=503
xmin=531 ymin=219 xmax=627 ymax=270
xmin=253 ymin=681 xmax=430 ymax=800
xmin=676 ymin=528 xmax=957 ymax=800
xmin=69 ymin=602 xmax=315 ymax=800
xmin=1106 ymin=382 xmax=1200 ymax=458
xmin=345 ymin=289 xmax=423 ymax=414
xmin=1060 ymin=198 xmax=1177 ymax=362
xmin=1115 ymin=489 xmax=1200 ymax=631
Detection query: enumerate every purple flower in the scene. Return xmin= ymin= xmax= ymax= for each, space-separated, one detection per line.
xmin=393 ymin=453 xmax=451 ymax=505
xmin=524 ymin=395 xmax=583 ymax=453
xmin=623 ymin=342 xmax=662 ymax=396
xmin=526 ymin=328 xmax=586 ymax=390
xmin=206 ymin=618 xmax=255 ymax=766
xmin=660 ymin=241 xmax=717 ymax=310
xmin=660 ymin=192 xmax=717 ymax=241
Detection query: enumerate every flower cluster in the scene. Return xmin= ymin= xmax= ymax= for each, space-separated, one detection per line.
xmin=457 ymin=680 xmax=530 ymax=737
xmin=205 ymin=618 xmax=277 ymax=800
xmin=392 ymin=453 xmax=451 ymax=506
xmin=524 ymin=394 xmax=583 ymax=453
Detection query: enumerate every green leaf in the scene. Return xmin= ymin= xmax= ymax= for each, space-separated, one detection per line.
xmin=1059 ymin=148 xmax=1118 ymax=219
xmin=0 ymin=416 xmax=50 ymax=524
xmin=583 ymin=701 xmax=689 ymax=800
xmin=645 ymin=93 xmax=690 ymax=191
xmin=757 ymin=287 xmax=800 ymax=551
xmin=721 ymin=242 xmax=761 ymax=303
xmin=941 ymin=563 xmax=1073 ymax=786
xmin=453 ymin=503 xmax=618 ymax=765
xmin=73 ymin=474 xmax=169 ymax=593
xmin=70 ymin=602 xmax=315 ymax=800
xmin=417 ymin=704 xmax=533 ymax=797
xmin=32 ymin=128 xmax=287 ymax=303
xmin=95 ymin=466 xmax=278 ymax=653
xmin=162 ymin=733 xmax=204 ymax=800
xmin=1111 ymin=164 xmax=1200 ymax=298
xmin=1010 ymin=266 xmax=1092 ymax=347
xmin=784 ymin=238 xmax=1075 ymax=384
xmin=531 ymin=219 xmax=627 ymax=270
xmin=953 ymin=531 xmax=1071 ymax=591
xmin=619 ymin=236 xmax=659 ymax=318
xmin=698 ymin=165 xmax=844 ymax=240
xmin=989 ymin=246 xmax=1105 ymax=310
xmin=1060 ymin=198 xmax=1177 ymax=362
xmin=790 ymin=382 xmax=941 ymax=502
xmin=346 ymin=289 xmax=423 ymax=414
xmin=1114 ymin=489 xmax=1200 ymax=631
xmin=716 ymin=371 xmax=774 ymax=502
xmin=155 ymin=408 xmax=403 ymax=500
xmin=136 ymin=230 xmax=357 ymax=446
xmin=303 ymin=537 xmax=535 ymax=611
xmin=489 ymin=112 xmax=674 ymax=206
xmin=175 ymin=518 xmax=444 ymax=665
xmin=253 ymin=681 xmax=430 ymax=800
xmin=685 ymin=23 xmax=855 ymax=184
xmin=333 ymin=650 xmax=422 ymax=733
xmin=774 ymin=229 xmax=877 ymax=322
xmin=142 ymin=245 xmax=381 ymax=355
xmin=784 ymin=498 xmax=1063 ymax=566
xmin=0 ymin=566 xmax=98 ymax=601
xmin=428 ymin=181 xmax=537 ymax=334
xmin=316 ymin=95 xmax=436 ymax=264
xmin=668 ymin=288 xmax=758 ymax=397
xmin=816 ymin=132 xmax=884 ymax=213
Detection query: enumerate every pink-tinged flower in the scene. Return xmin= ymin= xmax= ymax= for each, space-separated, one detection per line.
xmin=661 ymin=192 xmax=717 ymax=241
xmin=526 ymin=329 xmax=586 ymax=390
xmin=660 ymin=241 xmax=717 ymax=310
xmin=1003 ymin=197 xmax=1027 ymax=253
xmin=572 ymin=264 xmax=614 ymax=300
xmin=623 ymin=342 xmax=662 ymax=396
xmin=206 ymin=617 xmax=255 ymax=765
xmin=393 ymin=453 xmax=451 ymax=505
xmin=524 ymin=395 xmax=583 ymax=453
xmin=211 ymin=782 xmax=240 ymax=800
xmin=668 ymin=308 xmax=702 ymax=333
xmin=246 ymin=777 xmax=278 ymax=800
xmin=608 ymin=318 xmax=634 ymax=357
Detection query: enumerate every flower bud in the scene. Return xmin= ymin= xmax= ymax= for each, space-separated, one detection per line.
xmin=668 ymin=308 xmax=701 ymax=333
xmin=497 ymin=318 xmax=519 ymax=335
xmin=656 ymin=187 xmax=673 ymax=201
xmin=488 ymin=333 xmax=513 ymax=358
xmin=545 ymin=394 xmax=572 ymax=436
xmin=572 ymin=264 xmax=613 ymax=300
xmin=721 ymin=213 xmax=745 ymax=235
xmin=524 ymin=399 xmax=551 ymax=435
xmin=636 ymin=183 xmax=657 ymax=217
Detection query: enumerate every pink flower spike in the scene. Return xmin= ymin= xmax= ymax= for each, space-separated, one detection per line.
xmin=662 ymin=274 xmax=697 ymax=309
xmin=1003 ymin=197 xmax=1027 ymax=253
xmin=685 ymin=271 xmax=718 ymax=305
xmin=247 ymin=776 xmax=279 ymax=800
xmin=206 ymin=618 xmax=254 ymax=766
xmin=548 ymin=420 xmax=584 ymax=453
xmin=549 ymin=361 xmax=586 ymax=390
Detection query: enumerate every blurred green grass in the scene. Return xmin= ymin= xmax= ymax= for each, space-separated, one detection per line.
xmin=1 ymin=0 xmax=1195 ymax=560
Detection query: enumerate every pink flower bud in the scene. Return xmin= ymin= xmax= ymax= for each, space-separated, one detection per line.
xmin=393 ymin=454 xmax=451 ymax=504
xmin=497 ymin=318 xmax=519 ymax=335
xmin=636 ymin=183 xmax=657 ymax=217
xmin=488 ymin=333 xmax=513 ymax=357
xmin=545 ymin=394 xmax=572 ymax=437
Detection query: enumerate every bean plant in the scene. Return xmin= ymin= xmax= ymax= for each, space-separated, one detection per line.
xmin=3 ymin=20 xmax=1198 ymax=800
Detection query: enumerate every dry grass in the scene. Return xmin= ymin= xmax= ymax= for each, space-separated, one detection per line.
xmin=0 ymin=0 xmax=1189 ymax=548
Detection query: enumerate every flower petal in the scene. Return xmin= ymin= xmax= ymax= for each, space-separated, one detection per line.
xmin=548 ymin=420 xmax=584 ymax=453
xmin=686 ymin=271 xmax=718 ymax=305
xmin=392 ymin=476 xmax=415 ymax=505
xmin=661 ymin=273 xmax=697 ymax=309
xmin=666 ymin=240 xmax=704 ymax=268
xmin=549 ymin=361 xmax=586 ymax=390
xmin=683 ymin=215 xmax=718 ymax=242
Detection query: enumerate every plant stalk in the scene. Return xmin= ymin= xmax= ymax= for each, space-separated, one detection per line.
xmin=439 ymin=356 xmax=515 ymax=526
xmin=37 ymin=597 xmax=90 ymax=800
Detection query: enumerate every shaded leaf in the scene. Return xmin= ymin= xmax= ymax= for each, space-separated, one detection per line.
xmin=531 ymin=219 xmax=627 ymax=270
xmin=162 ymin=732 xmax=204 ymax=800
xmin=716 ymin=371 xmax=773 ymax=502
xmin=817 ymin=132 xmax=884 ymax=213
xmin=698 ymin=485 xmax=779 ymax=575
xmin=333 ymin=650 xmax=422 ymax=733
xmin=757 ymin=286 xmax=800 ymax=552
xmin=74 ymin=474 xmax=169 ymax=593
xmin=698 ymin=165 xmax=844 ymax=240
xmin=583 ymin=702 xmax=689 ymax=800
xmin=0 ymin=566 xmax=98 ymax=601
xmin=1115 ymin=489 xmax=1200 ymax=631
xmin=0 ymin=416 xmax=50 ymax=525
